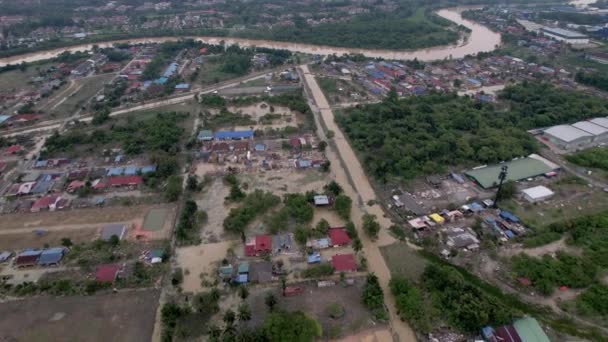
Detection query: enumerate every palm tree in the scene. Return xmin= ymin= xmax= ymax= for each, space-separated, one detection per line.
xmin=223 ymin=309 xmax=236 ymax=326
xmin=237 ymin=303 xmax=252 ymax=322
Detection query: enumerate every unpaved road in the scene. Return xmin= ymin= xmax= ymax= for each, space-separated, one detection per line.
xmin=300 ymin=64 xmax=417 ymax=342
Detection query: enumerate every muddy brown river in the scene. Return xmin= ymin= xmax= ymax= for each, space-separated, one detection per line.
xmin=0 ymin=7 xmax=500 ymax=67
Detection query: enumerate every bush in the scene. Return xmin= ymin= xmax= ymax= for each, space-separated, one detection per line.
xmin=302 ymin=263 xmax=334 ymax=278
xmin=326 ymin=303 xmax=345 ymax=319
xmin=362 ymin=274 xmax=387 ymax=321
xmin=363 ymin=214 xmax=380 ymax=240
xmin=334 ymin=194 xmax=352 ymax=220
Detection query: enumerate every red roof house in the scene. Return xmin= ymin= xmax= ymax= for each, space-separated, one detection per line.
xmin=245 ymin=235 xmax=272 ymax=257
xmin=329 ymin=228 xmax=351 ymax=247
xmin=95 ymin=264 xmax=121 ymax=283
xmin=331 ymin=254 xmax=356 ymax=272
xmin=4 ymin=144 xmax=22 ymax=155
xmin=31 ymin=195 xmax=59 ymax=212
xmin=494 ymin=325 xmax=522 ymax=342
xmin=108 ymin=175 xmax=143 ymax=187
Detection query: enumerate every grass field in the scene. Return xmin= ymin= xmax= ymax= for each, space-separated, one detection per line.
xmin=198 ymin=60 xmax=240 ymax=86
xmin=0 ymin=290 xmax=160 ymax=342
xmin=379 ymin=242 xmax=427 ymax=281
xmin=0 ymin=62 xmax=56 ymax=90
xmin=143 ymin=208 xmax=168 ymax=231
xmin=49 ymin=74 xmax=114 ymax=118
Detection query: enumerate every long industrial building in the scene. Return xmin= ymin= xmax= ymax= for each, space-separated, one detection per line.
xmin=542 ymin=117 xmax=608 ymax=150
xmin=542 ymin=27 xmax=589 ymax=44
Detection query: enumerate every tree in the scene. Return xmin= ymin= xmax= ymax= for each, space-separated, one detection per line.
xmin=320 ymin=160 xmax=331 ymax=172
xmin=334 ymin=194 xmax=352 ymax=220
xmin=238 ymin=285 xmax=249 ymax=300
xmin=318 ymin=140 xmax=328 ymax=152
xmin=280 ymin=276 xmax=287 ymax=296
xmin=263 ymin=311 xmax=322 ymax=342
xmin=353 ymin=238 xmax=363 ymax=253
xmin=315 ymin=219 xmax=330 ymax=235
xmin=238 ymin=303 xmax=252 ymax=322
xmin=363 ymin=214 xmax=381 ymax=240
xmin=165 ymin=175 xmax=183 ymax=202
xmin=186 ymin=175 xmax=200 ymax=192
xmin=61 ymin=238 xmax=73 ymax=248
xmin=223 ymin=309 xmax=236 ymax=326
xmin=496 ymin=180 xmax=517 ymax=201
xmin=265 ymin=292 xmax=277 ymax=311
xmin=326 ymin=130 xmax=335 ymax=139
xmin=108 ymin=234 xmax=120 ymax=247
xmin=92 ymin=107 xmax=111 ymax=125
xmin=208 ymin=325 xmax=222 ymax=342
xmin=362 ymin=273 xmax=386 ymax=320
xmin=323 ymin=181 xmax=343 ymax=196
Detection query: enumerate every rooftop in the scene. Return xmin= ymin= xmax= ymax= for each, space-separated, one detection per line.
xmin=571 ymin=121 xmax=608 ymax=136
xmin=542 ymin=26 xmax=587 ymax=38
xmin=521 ymin=185 xmax=554 ymax=200
xmin=589 ymin=117 xmax=608 ymax=129
xmin=465 ymin=157 xmax=556 ymax=189
xmin=544 ymin=124 xmax=592 ymax=143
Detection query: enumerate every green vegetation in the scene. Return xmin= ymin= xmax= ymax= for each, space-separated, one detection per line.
xmin=574 ymin=284 xmax=608 ymax=317
xmin=302 ymin=263 xmax=334 ymax=278
xmin=566 ymin=147 xmax=608 ymax=171
xmin=337 ymin=83 xmax=608 ymax=182
xmin=539 ymin=11 xmax=607 ymax=25
xmin=334 ymin=194 xmax=352 ymax=220
xmin=390 ymin=276 xmax=431 ymax=333
xmin=164 ymin=175 xmax=183 ymax=202
xmin=263 ymin=311 xmax=322 ymax=341
xmin=512 ymin=211 xmax=608 ymax=294
xmin=236 ymin=8 xmax=459 ymax=50
xmin=575 ymin=71 xmax=608 ymax=92
xmin=43 ymin=112 xmax=187 ymax=157
xmin=512 ymin=253 xmax=597 ymax=295
xmin=362 ymin=273 xmax=388 ymax=321
xmin=362 ymin=214 xmax=380 ymax=240
xmin=176 ymin=199 xmax=203 ymax=246
xmin=223 ymin=190 xmax=281 ymax=236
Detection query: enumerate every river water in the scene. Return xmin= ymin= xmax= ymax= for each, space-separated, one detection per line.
xmin=0 ymin=7 xmax=500 ymax=67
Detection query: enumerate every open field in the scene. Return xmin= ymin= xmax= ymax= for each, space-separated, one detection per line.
xmin=48 ymin=74 xmax=114 ymax=118
xmin=0 ymin=289 xmax=159 ymax=342
xmin=0 ymin=227 xmax=98 ymax=250
xmin=175 ymin=240 xmax=236 ymax=293
xmin=0 ymin=62 xmax=55 ymax=90
xmin=379 ymin=242 xmax=428 ymax=281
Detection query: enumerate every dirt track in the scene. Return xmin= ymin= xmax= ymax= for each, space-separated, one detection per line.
xmin=300 ymin=64 xmax=417 ymax=342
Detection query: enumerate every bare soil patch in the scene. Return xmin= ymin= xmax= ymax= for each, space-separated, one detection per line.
xmin=0 ymin=289 xmax=160 ymax=342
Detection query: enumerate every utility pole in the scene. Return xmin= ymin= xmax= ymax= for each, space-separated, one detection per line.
xmin=493 ymin=165 xmax=508 ymax=208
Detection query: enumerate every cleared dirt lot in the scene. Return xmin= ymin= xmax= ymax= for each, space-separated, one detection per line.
xmin=0 ymin=289 xmax=159 ymax=342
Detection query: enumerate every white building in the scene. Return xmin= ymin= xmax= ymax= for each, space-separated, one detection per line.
xmin=572 ymin=121 xmax=608 ymax=143
xmin=521 ymin=185 xmax=554 ymax=203
xmin=542 ymin=27 xmax=589 ymax=44
xmin=543 ymin=124 xmax=593 ymax=150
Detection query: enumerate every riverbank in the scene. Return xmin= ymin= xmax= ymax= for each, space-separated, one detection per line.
xmin=0 ymin=7 xmax=500 ymax=67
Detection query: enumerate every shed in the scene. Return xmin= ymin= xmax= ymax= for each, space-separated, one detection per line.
xmin=38 ymin=247 xmax=65 ymax=266
xmin=238 ymin=262 xmax=249 ymax=274
xmin=124 ymin=166 xmax=139 ymax=175
xmin=197 ymin=130 xmax=213 ymax=141
xmin=307 ymin=238 xmax=330 ymax=249
xmin=272 ymin=233 xmax=293 ymax=253
xmin=329 ymin=228 xmax=351 ymax=246
xmin=218 ymin=265 xmax=234 ymax=280
xmin=313 ymin=195 xmax=330 ymax=206
xmin=100 ymin=223 xmax=127 ymax=241
xmin=15 ymin=250 xmax=42 ymax=267
xmin=331 ymin=254 xmax=356 ymax=272
xmin=95 ymin=264 xmax=121 ymax=283
xmin=249 ymin=261 xmax=273 ymax=283
xmin=521 ymin=185 xmax=554 ymax=203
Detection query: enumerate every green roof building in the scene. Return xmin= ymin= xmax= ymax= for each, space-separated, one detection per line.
xmin=465 ymin=157 xmax=557 ymax=189
xmin=513 ymin=317 xmax=550 ymax=342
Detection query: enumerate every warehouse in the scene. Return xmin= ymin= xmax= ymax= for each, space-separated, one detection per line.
xmin=542 ymin=27 xmax=589 ymax=44
xmin=543 ymin=125 xmax=593 ymax=150
xmin=571 ymin=121 xmax=608 ymax=143
xmin=465 ymin=156 xmax=558 ymax=189
xmin=521 ymin=185 xmax=554 ymax=203
xmin=589 ymin=117 xmax=608 ymax=129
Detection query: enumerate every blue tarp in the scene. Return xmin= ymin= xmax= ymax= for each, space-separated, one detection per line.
xmin=34 ymin=160 xmax=48 ymax=168
xmin=175 ymin=83 xmax=190 ymax=89
xmin=469 ymin=202 xmax=484 ymax=212
xmin=124 ymin=166 xmax=138 ymax=175
xmin=141 ymin=165 xmax=157 ymax=174
xmin=38 ymin=248 xmax=64 ymax=265
xmin=154 ymin=77 xmax=168 ymax=84
xmin=499 ymin=210 xmax=519 ymax=223
xmin=115 ymin=155 xmax=123 ymax=163
xmin=505 ymin=230 xmax=515 ymax=239
xmin=307 ymin=253 xmax=321 ymax=264
xmin=0 ymin=115 xmax=10 ymax=124
xmin=107 ymin=167 xmax=124 ymax=176
xmin=214 ymin=130 xmax=254 ymax=140
xmin=234 ymin=274 xmax=248 ymax=283
xmin=162 ymin=63 xmax=178 ymax=78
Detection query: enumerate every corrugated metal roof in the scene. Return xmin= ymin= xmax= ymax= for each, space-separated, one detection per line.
xmin=572 ymin=121 xmax=608 ymax=136
xmin=544 ymin=124 xmax=592 ymax=143
xmin=513 ymin=317 xmax=550 ymax=342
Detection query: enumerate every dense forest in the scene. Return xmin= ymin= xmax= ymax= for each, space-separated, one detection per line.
xmin=235 ymin=8 xmax=460 ymax=50
xmin=337 ymin=83 xmax=608 ymax=182
xmin=566 ymin=147 xmax=608 ymax=171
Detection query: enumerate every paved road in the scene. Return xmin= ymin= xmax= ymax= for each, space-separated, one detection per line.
xmin=299 ymin=64 xmax=417 ymax=342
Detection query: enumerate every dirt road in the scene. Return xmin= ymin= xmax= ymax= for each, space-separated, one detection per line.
xmin=300 ymin=64 xmax=417 ymax=342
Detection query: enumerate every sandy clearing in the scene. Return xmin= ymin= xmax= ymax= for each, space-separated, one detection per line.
xmin=500 ymin=237 xmax=582 ymax=258
xmin=175 ymin=240 xmax=236 ymax=293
